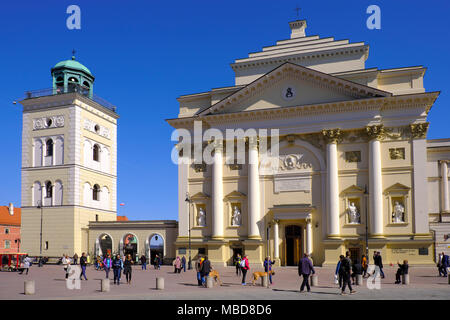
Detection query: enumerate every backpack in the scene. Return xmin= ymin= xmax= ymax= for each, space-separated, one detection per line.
xmin=240 ymin=259 xmax=246 ymax=268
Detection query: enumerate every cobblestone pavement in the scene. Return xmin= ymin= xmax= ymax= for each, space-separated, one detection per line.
xmin=0 ymin=264 xmax=449 ymax=300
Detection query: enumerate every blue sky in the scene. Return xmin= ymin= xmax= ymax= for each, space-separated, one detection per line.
xmin=0 ymin=0 xmax=449 ymax=220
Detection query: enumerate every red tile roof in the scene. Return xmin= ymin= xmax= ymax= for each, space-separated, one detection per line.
xmin=0 ymin=206 xmax=21 ymax=226
xmin=117 ymin=216 xmax=128 ymax=221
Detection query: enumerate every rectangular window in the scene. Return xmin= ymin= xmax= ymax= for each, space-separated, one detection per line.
xmin=5 ymin=240 xmax=10 ymax=249
xmin=5 ymin=228 xmax=9 ymax=234
xmin=45 ymin=241 xmax=49 ymax=250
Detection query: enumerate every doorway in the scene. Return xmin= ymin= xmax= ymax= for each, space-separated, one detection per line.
xmin=349 ymin=247 xmax=361 ymax=264
xmin=149 ymin=234 xmax=164 ymax=264
xmin=123 ymin=234 xmax=138 ymax=260
xmin=285 ymin=225 xmax=302 ymax=266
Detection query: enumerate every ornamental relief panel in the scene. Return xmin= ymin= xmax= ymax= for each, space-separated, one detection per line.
xmin=33 ymin=115 xmax=64 ymax=130
xmin=278 ymin=154 xmax=313 ymax=172
xmin=84 ymin=119 xmax=110 ymax=139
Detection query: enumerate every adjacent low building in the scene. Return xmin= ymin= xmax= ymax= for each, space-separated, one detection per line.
xmin=0 ymin=203 xmax=21 ymax=254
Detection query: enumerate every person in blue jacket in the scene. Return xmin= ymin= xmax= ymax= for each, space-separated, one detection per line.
xmin=112 ymin=254 xmax=123 ymax=285
xmin=263 ymin=256 xmax=276 ymax=285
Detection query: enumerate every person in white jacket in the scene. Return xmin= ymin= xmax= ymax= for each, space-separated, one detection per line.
xmin=62 ymin=254 xmax=72 ymax=279
xmin=18 ymin=255 xmax=32 ymax=275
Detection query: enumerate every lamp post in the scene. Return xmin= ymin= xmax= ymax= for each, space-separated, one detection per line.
xmin=185 ymin=192 xmax=192 ymax=270
xmin=364 ymin=185 xmax=369 ymax=263
xmin=37 ymin=200 xmax=44 ymax=256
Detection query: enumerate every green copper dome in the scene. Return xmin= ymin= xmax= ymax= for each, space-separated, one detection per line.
xmin=52 ymin=56 xmax=92 ymax=75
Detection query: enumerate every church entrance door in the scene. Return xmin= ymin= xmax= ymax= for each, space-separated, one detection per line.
xmin=285 ymin=225 xmax=302 ymax=266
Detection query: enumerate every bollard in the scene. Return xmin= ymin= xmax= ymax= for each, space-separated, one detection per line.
xmin=261 ymin=275 xmax=268 ymax=287
xmin=156 ymin=277 xmax=164 ymax=290
xmin=101 ymin=279 xmax=110 ymax=292
xmin=24 ymin=280 xmax=35 ymax=295
xmin=356 ymin=274 xmax=363 ymax=285
xmin=402 ymin=274 xmax=410 ymax=285
xmin=310 ymin=274 xmax=318 ymax=287
xmin=206 ymin=276 xmax=214 ymax=288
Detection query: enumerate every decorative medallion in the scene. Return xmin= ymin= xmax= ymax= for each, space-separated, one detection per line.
xmin=279 ymin=154 xmax=313 ymax=171
xmin=33 ymin=115 xmax=65 ymax=130
xmin=281 ymin=85 xmax=296 ymax=101
xmin=345 ymin=151 xmax=361 ymax=163
xmin=389 ymin=148 xmax=405 ymax=160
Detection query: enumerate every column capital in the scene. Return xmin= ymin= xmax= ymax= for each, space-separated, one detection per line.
xmin=439 ymin=160 xmax=450 ymax=165
xmin=366 ymin=124 xmax=385 ymax=141
xmin=273 ymin=219 xmax=280 ymax=225
xmin=322 ymin=128 xmax=342 ymax=144
xmin=410 ymin=122 xmax=429 ymax=139
xmin=246 ymin=136 xmax=259 ymax=149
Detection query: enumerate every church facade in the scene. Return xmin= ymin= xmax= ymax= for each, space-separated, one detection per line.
xmin=168 ymin=19 xmax=449 ymax=266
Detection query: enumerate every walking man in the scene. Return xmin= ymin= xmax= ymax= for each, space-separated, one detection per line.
xmin=200 ymin=256 xmax=212 ymax=287
xmin=298 ymin=253 xmax=315 ymax=292
xmin=112 ymin=254 xmax=123 ymax=285
xmin=79 ymin=252 xmax=88 ymax=280
xmin=18 ymin=255 xmax=32 ymax=275
xmin=441 ymin=252 xmax=449 ymax=277
xmin=340 ymin=254 xmax=356 ymax=295
xmin=140 ymin=254 xmax=147 ymax=270
xmin=234 ymin=253 xmax=242 ymax=276
xmin=373 ymin=251 xmax=385 ymax=279
xmin=181 ymin=256 xmax=186 ymax=272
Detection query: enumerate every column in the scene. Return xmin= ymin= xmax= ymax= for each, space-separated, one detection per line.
xmin=273 ymin=220 xmax=279 ymax=259
xmin=441 ymin=160 xmax=450 ymax=212
xmin=52 ymin=138 xmax=56 ymax=166
xmin=51 ymin=184 xmax=55 ymax=206
xmin=41 ymin=138 xmax=45 ymax=166
xmin=306 ymin=216 xmax=313 ymax=255
xmin=248 ymin=136 xmax=261 ymax=239
xmin=322 ymin=129 xmax=341 ymax=238
xmin=212 ymin=140 xmax=224 ymax=239
xmin=367 ymin=125 xmax=384 ymax=236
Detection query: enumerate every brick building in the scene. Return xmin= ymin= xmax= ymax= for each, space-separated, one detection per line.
xmin=0 ymin=204 xmax=21 ymax=254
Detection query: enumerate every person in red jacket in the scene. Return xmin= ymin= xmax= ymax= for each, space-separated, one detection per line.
xmin=241 ymin=255 xmax=250 ymax=285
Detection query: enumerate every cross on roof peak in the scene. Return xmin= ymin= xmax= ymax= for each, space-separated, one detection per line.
xmin=294 ymin=6 xmax=301 ymax=19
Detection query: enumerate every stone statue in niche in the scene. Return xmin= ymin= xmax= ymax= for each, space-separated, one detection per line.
xmin=392 ymin=202 xmax=405 ymax=223
xmin=197 ymin=207 xmax=206 ymax=226
xmin=347 ymin=202 xmax=361 ymax=224
xmin=231 ymin=206 xmax=241 ymax=226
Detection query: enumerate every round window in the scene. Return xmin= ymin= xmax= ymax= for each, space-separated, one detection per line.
xmin=46 ymin=118 xmax=53 ymax=127
xmin=94 ymin=125 xmax=100 ymax=133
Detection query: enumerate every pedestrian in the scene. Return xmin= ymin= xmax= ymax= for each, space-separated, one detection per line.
xmin=181 ymin=256 xmax=186 ymax=272
xmin=339 ymin=254 xmax=356 ymax=295
xmin=395 ymin=260 xmax=409 ymax=284
xmin=173 ymin=256 xmax=182 ymax=273
xmin=140 ymin=254 xmax=147 ymax=270
xmin=80 ymin=252 xmax=88 ymax=280
xmin=361 ymin=254 xmax=368 ymax=278
xmin=38 ymin=256 xmax=44 ymax=267
xmin=351 ymin=259 xmax=362 ymax=285
xmin=124 ymin=254 xmax=133 ymax=284
xmin=241 ymin=255 xmax=250 ymax=285
xmin=103 ymin=253 xmax=112 ymax=279
xmin=200 ymin=256 xmax=211 ymax=287
xmin=440 ymin=252 xmax=449 ymax=277
xmin=62 ymin=254 xmax=72 ymax=279
xmin=112 ymin=254 xmax=123 ymax=285
xmin=234 ymin=253 xmax=242 ymax=276
xmin=298 ymin=253 xmax=315 ymax=292
xmin=18 ymin=255 xmax=32 ymax=275
xmin=373 ymin=251 xmax=385 ymax=278
xmin=263 ymin=256 xmax=275 ymax=285
xmin=73 ymin=253 xmax=78 ymax=265
xmin=335 ymin=258 xmax=342 ymax=288
xmin=195 ymin=256 xmax=204 ymax=286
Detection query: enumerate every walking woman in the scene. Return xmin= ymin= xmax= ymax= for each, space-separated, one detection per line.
xmin=263 ymin=256 xmax=275 ymax=285
xmin=241 ymin=255 xmax=250 ymax=285
xmin=234 ymin=254 xmax=242 ymax=276
xmin=361 ymin=254 xmax=368 ymax=278
xmin=124 ymin=254 xmax=133 ymax=284
xmin=62 ymin=254 xmax=71 ymax=279
xmin=103 ymin=253 xmax=112 ymax=279
xmin=173 ymin=256 xmax=182 ymax=273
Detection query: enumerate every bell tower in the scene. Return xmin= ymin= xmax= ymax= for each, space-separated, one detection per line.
xmin=19 ymin=54 xmax=118 ymax=257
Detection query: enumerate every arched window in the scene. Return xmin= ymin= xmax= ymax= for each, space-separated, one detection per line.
xmin=93 ymin=184 xmax=100 ymax=201
xmin=46 ymin=139 xmax=53 ymax=156
xmin=93 ymin=144 xmax=100 ymax=162
xmin=45 ymin=181 xmax=52 ymax=198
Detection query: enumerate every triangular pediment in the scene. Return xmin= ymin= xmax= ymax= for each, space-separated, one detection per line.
xmin=191 ymin=192 xmax=210 ymax=200
xmin=340 ymin=185 xmax=365 ymax=195
xmin=199 ymin=63 xmax=391 ymax=116
xmin=384 ymin=183 xmax=410 ymax=194
xmin=224 ymin=191 xmax=247 ymax=199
